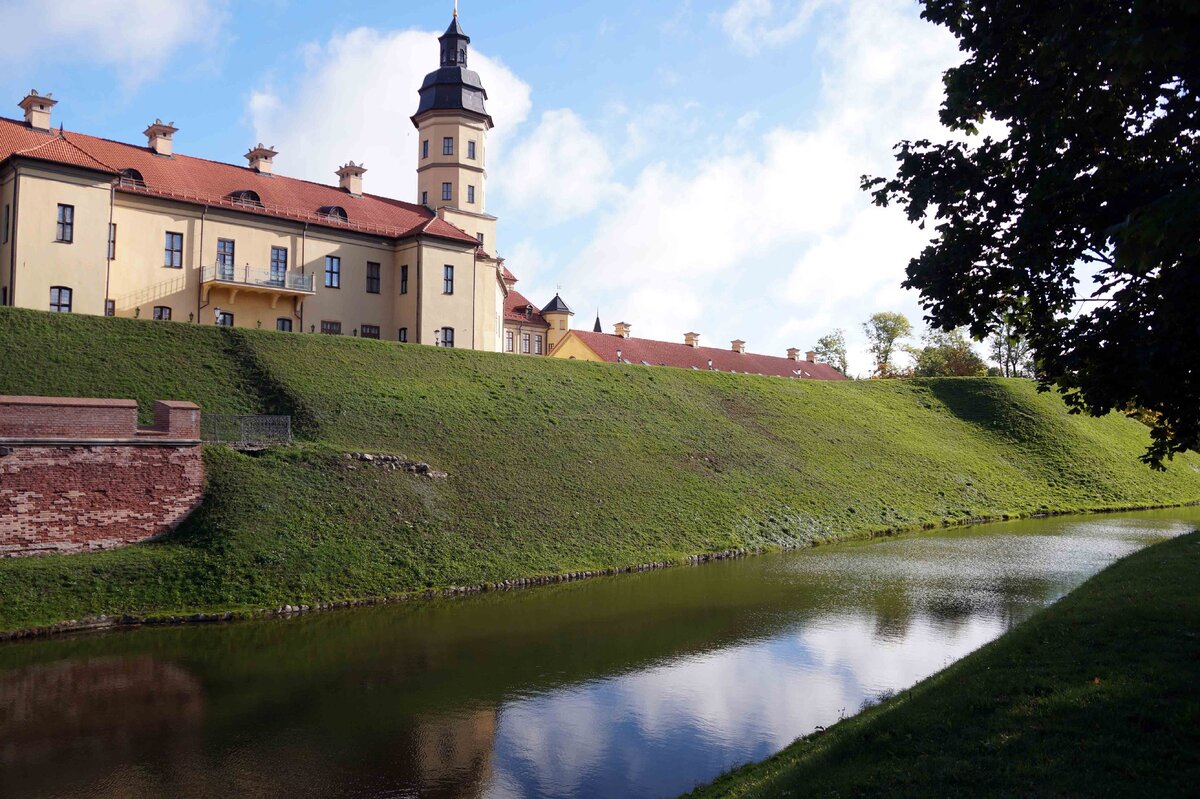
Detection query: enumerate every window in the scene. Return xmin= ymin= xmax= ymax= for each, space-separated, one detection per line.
xmin=230 ymin=190 xmax=263 ymax=208
xmin=477 ymin=232 xmax=484 ymax=246
xmin=366 ymin=261 xmax=381 ymax=294
xmin=49 ymin=286 xmax=72 ymax=313
xmin=56 ymin=204 xmax=74 ymax=243
xmin=216 ymin=311 xmax=234 ymax=327
xmin=119 ymin=168 xmax=145 ymax=188
xmin=422 ymin=140 xmax=429 ymax=159
xmin=276 ymin=318 xmax=293 ymax=332
xmin=105 ymin=299 xmax=115 ymax=317
xmin=398 ymin=327 xmax=408 ymax=342
xmin=324 ymin=255 xmax=340 ymax=288
xmin=443 ymin=137 xmax=454 ymax=156
xmin=535 ymin=335 xmax=544 ymax=355
xmin=467 ymin=141 xmax=476 ymax=160
xmin=421 ymin=191 xmax=429 ymax=206
xmin=3 ymin=205 xmax=9 ymax=243
xmin=400 ymin=264 xmax=409 ymax=294
xmin=320 ymin=320 xmax=342 ymax=335
xmin=270 ymin=246 xmax=288 ymax=286
xmin=164 ymin=232 xmax=183 ymax=268
xmin=108 ymin=223 xmax=116 ymax=260
xmin=361 ymin=324 xmax=380 ymax=340
xmin=467 ymin=185 xmax=475 ymax=204
xmin=217 ymin=239 xmax=235 ymax=280
xmin=321 ymin=205 xmax=349 ymax=223
xmin=440 ymin=327 xmax=455 ymax=348
xmin=153 ymin=306 xmax=172 ymax=321
xmin=443 ymin=264 xmax=454 ymax=294
xmin=504 ymin=330 xmax=514 ymax=352
xmin=442 ymin=182 xmax=452 ymax=202
xmin=521 ymin=332 xmax=531 ymax=354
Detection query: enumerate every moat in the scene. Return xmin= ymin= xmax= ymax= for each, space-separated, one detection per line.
xmin=2 ymin=507 xmax=1197 ymax=799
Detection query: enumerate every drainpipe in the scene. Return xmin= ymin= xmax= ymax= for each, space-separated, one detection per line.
xmin=300 ymin=222 xmax=308 ymax=331
xmin=196 ymin=205 xmax=209 ymax=322
xmin=470 ymin=247 xmax=477 ymax=350
xmin=104 ymin=179 xmax=115 ymax=313
xmin=8 ymin=164 xmax=20 ymax=305
xmin=416 ymin=238 xmax=423 ymax=344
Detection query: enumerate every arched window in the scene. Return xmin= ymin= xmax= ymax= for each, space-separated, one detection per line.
xmin=49 ymin=286 xmax=72 ymax=313
xmin=230 ymin=189 xmax=263 ymax=208
xmin=118 ymin=168 xmax=145 ymax=188
xmin=319 ymin=205 xmax=348 ymax=223
xmin=440 ymin=327 xmax=455 ymax=348
xmin=458 ymin=48 xmax=466 ymax=64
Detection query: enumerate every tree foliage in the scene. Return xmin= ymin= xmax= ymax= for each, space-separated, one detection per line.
xmin=863 ymin=0 xmax=1198 ymax=467
xmin=815 ymin=328 xmax=850 ymax=376
xmin=912 ymin=329 xmax=989 ymax=377
xmin=988 ymin=316 xmax=1034 ymax=378
xmin=863 ymin=312 xmax=913 ymax=378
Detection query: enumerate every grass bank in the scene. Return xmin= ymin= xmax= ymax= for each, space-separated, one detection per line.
xmin=1 ymin=306 xmax=1199 ymax=634
xmin=684 ymin=530 xmax=1200 ymax=798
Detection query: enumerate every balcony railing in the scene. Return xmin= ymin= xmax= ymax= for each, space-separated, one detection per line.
xmin=201 ymin=264 xmax=315 ymax=293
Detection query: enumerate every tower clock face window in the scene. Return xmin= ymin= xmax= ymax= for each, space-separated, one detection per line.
xmin=443 ymin=137 xmax=454 ymax=156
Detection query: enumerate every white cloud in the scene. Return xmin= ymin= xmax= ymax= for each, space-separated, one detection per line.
xmin=719 ymin=0 xmax=829 ymax=55
xmin=248 ymin=27 xmax=531 ymax=206
xmin=499 ymin=109 xmax=619 ymax=225
xmin=0 ymin=0 xmax=225 ymax=87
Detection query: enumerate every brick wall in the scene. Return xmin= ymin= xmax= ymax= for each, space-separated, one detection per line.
xmin=0 ymin=396 xmax=204 ymax=557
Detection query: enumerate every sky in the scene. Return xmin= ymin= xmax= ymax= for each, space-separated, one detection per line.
xmin=0 ymin=0 xmax=972 ymax=376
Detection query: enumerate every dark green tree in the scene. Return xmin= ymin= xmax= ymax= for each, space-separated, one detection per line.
xmin=863 ymin=0 xmax=1198 ymax=467
xmin=863 ymin=312 xmax=913 ymax=378
xmin=814 ymin=328 xmax=850 ymax=376
xmin=912 ymin=329 xmax=989 ymax=377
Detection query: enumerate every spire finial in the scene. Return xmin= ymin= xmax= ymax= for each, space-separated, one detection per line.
xmin=454 ymin=0 xmax=458 ymax=18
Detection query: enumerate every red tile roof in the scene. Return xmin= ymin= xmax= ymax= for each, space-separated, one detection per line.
xmin=504 ymin=289 xmax=549 ymax=327
xmin=565 ymin=331 xmax=848 ymax=380
xmin=501 ymin=265 xmax=518 ymax=284
xmin=0 ymin=116 xmax=478 ymax=245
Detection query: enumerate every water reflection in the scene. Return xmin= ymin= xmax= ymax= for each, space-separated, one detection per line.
xmin=0 ymin=509 xmax=1195 ymax=799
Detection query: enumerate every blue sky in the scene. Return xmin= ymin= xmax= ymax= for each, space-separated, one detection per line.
xmin=0 ymin=0 xmax=969 ymax=374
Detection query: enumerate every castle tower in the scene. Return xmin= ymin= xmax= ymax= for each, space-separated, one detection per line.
xmin=412 ymin=8 xmax=497 ymax=251
xmin=541 ymin=294 xmax=574 ymax=352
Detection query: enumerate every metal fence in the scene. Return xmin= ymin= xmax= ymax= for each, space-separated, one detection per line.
xmin=201 ymin=414 xmax=292 ymax=448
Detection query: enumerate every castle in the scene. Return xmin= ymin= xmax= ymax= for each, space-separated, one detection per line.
xmin=0 ymin=9 xmax=844 ymax=380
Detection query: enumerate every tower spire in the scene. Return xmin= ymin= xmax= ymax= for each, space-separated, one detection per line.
xmin=454 ymin=0 xmax=458 ymax=18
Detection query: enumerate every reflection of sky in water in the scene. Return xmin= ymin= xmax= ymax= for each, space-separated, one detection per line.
xmin=486 ymin=614 xmax=1003 ymax=799
xmin=483 ymin=516 xmax=1193 ymax=799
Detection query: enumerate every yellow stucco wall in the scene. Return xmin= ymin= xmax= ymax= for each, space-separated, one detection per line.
xmin=415 ymin=114 xmax=489 ymax=214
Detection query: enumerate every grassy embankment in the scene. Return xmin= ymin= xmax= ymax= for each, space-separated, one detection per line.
xmin=685 ymin=530 xmax=1200 ymax=798
xmin=1 ymin=306 xmax=1198 ymax=634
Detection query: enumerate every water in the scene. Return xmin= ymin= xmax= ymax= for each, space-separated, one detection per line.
xmin=1 ymin=508 xmax=1197 ymax=798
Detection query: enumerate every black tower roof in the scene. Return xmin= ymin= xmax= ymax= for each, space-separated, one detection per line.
xmin=541 ymin=294 xmax=574 ymax=316
xmin=593 ymin=313 xmax=603 ymax=333
xmin=412 ymin=14 xmax=493 ymax=128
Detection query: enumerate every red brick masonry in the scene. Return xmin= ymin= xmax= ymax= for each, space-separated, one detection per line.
xmin=0 ymin=396 xmax=204 ymax=557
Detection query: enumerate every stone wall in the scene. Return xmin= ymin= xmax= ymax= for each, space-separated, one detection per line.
xmin=0 ymin=396 xmax=204 ymax=557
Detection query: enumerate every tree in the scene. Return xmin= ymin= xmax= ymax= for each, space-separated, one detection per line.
xmin=912 ymin=329 xmax=988 ymax=377
xmin=862 ymin=0 xmax=1198 ymax=467
xmin=988 ymin=317 xmax=1033 ymax=378
xmin=814 ymin=329 xmax=849 ymax=376
xmin=863 ymin=312 xmax=913 ymax=378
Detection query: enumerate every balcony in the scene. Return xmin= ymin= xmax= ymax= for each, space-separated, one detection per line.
xmin=201 ymin=264 xmax=316 ymax=307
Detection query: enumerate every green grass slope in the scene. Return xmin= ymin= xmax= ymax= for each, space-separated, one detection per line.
xmin=684 ymin=530 xmax=1200 ymax=798
xmin=1 ymin=306 xmax=1198 ymax=633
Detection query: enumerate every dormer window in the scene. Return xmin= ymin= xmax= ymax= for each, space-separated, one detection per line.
xmin=118 ymin=168 xmax=145 ymax=188
xmin=319 ymin=205 xmax=349 ymax=223
xmin=230 ymin=189 xmax=263 ymax=208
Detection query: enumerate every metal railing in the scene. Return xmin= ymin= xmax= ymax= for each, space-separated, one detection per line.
xmin=201 ymin=264 xmax=315 ymax=293
xmin=201 ymin=414 xmax=293 ymax=448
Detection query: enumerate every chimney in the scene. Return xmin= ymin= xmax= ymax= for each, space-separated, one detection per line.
xmin=613 ymin=322 xmax=632 ymax=339
xmin=731 ymin=339 xmax=746 ymax=354
xmin=684 ymin=332 xmax=700 ymax=348
xmin=806 ymin=350 xmax=817 ymax=363
xmin=144 ymin=120 xmax=178 ymax=156
xmin=787 ymin=347 xmax=801 ymax=361
xmin=19 ymin=90 xmax=56 ymax=131
xmin=336 ymin=161 xmax=367 ymax=196
xmin=245 ymin=143 xmax=278 ymax=175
